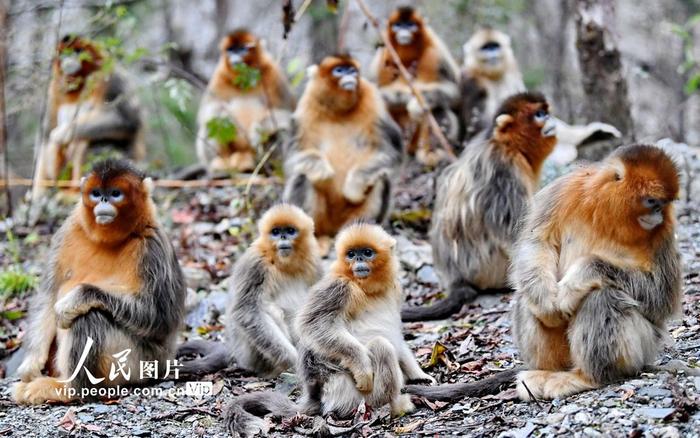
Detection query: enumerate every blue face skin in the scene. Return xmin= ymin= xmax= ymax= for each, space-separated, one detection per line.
xmin=88 ymin=187 xmax=124 ymax=225
xmin=332 ymin=64 xmax=359 ymax=91
xmin=331 ymin=65 xmax=358 ymax=78
xmin=226 ymin=44 xmax=253 ymax=66
xmin=345 ymin=247 xmax=376 ymax=278
xmin=270 ymin=225 xmax=298 ymax=257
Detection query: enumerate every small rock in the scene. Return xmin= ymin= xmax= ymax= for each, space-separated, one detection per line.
xmin=416 ymin=264 xmax=439 ymax=285
xmin=77 ymin=413 xmax=94 ymax=423
xmin=637 ymin=387 xmax=671 ymax=398
xmin=583 ymin=427 xmax=602 ymax=437
xmin=559 ymin=404 xmax=581 ymax=415
xmin=574 ymin=412 xmax=591 ymax=425
xmin=635 ymin=407 xmax=675 ymax=419
xmin=183 ymin=267 xmax=211 ymax=291
xmin=546 ymin=413 xmax=565 ymax=424
xmin=655 ymin=426 xmax=681 ymax=438
xmin=131 ymin=429 xmax=151 ymax=437
xmin=92 ymin=405 xmax=112 ymax=414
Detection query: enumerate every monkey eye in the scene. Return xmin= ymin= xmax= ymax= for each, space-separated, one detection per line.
xmin=614 ymin=172 xmax=622 ymax=181
xmin=346 ymin=250 xmax=356 ymax=259
xmin=533 ymin=109 xmax=548 ymax=123
xmin=332 ymin=65 xmax=357 ymax=77
xmin=480 ymin=41 xmax=501 ymax=51
xmin=285 ymin=227 xmax=297 ymax=237
xmin=361 ymin=248 xmax=375 ymax=259
xmin=109 ymin=189 xmax=124 ymax=202
xmin=89 ymin=189 xmax=101 ymax=201
xmin=271 ymin=227 xmax=281 ymax=237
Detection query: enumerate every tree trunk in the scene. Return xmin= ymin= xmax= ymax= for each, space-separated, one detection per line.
xmin=574 ymin=0 xmax=634 ymax=140
xmin=0 ymin=0 xmax=10 ymax=216
xmin=308 ymin=0 xmax=339 ymax=64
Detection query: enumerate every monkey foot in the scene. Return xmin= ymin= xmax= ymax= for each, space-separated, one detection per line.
xmin=390 ymin=393 xmax=415 ymax=417
xmin=13 ymin=377 xmax=72 ymax=405
xmin=516 ymin=369 xmax=597 ymax=401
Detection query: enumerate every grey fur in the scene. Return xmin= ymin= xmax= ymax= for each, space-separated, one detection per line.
xmin=406 ymin=367 xmax=520 ymax=401
xmin=402 ymin=138 xmax=529 ymax=321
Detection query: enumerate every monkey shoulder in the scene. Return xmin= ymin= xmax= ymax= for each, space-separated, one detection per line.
xmin=229 ymin=250 xmax=269 ymax=303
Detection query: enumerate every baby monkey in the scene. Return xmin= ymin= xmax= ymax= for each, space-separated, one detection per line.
xmin=14 ymin=159 xmax=185 ymax=404
xmin=177 ymin=204 xmax=321 ymax=377
xmin=226 ymin=224 xmax=433 ymax=437
xmin=511 ymin=144 xmax=682 ymax=400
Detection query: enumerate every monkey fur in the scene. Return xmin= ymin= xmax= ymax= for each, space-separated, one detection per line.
xmin=177 ymin=204 xmax=321 ymax=377
xmin=283 ymin=54 xmax=402 ymax=251
xmin=196 ymin=29 xmax=295 ymax=173
xmin=225 ymin=224 xmax=433 ymax=437
xmin=511 ymin=144 xmax=682 ymax=400
xmin=14 ymin=159 xmax=185 ymax=404
xmin=402 ymin=92 xmax=557 ymax=321
xmin=32 ymin=35 xmax=143 ymax=207
xmin=370 ymin=6 xmax=460 ymax=166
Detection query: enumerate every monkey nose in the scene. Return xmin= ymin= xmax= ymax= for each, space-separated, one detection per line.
xmin=339 ymin=75 xmax=357 ymax=91
xmin=642 ymin=197 xmax=665 ymax=212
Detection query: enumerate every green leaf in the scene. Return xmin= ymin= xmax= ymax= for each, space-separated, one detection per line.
xmin=685 ymin=73 xmax=700 ymax=95
xmin=115 ymin=5 xmax=128 ymax=18
xmin=125 ymin=47 xmax=149 ymax=64
xmin=206 ymin=117 xmax=238 ymax=144
xmin=232 ymin=64 xmax=261 ymax=90
xmin=1 ymin=310 xmax=25 ymax=321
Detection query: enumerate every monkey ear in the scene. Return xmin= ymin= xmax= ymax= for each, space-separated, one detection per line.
xmin=79 ymin=176 xmax=87 ymax=192
xmin=495 ymin=114 xmax=514 ymax=133
xmin=306 ymin=65 xmax=319 ymax=79
xmin=143 ymin=177 xmax=154 ymax=195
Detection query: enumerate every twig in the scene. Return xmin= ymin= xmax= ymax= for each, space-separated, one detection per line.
xmin=0 ymin=176 xmax=279 ymax=189
xmin=520 ymin=380 xmax=542 ymax=408
xmin=353 ymin=0 xmax=456 ymax=160
xmin=337 ymin=0 xmax=351 ymax=51
xmin=0 ymin=0 xmax=10 ymax=216
xmin=294 ymin=0 xmax=314 ymax=22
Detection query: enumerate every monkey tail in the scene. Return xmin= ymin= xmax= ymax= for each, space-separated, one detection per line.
xmin=175 ymin=340 xmax=229 ymax=376
xmin=405 ymin=368 xmax=521 ymax=402
xmin=401 ymin=282 xmax=479 ymax=322
xmin=224 ymin=391 xmax=299 ymax=437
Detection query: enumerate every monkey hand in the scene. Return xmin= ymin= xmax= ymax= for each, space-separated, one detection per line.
xmin=307 ymin=159 xmax=335 ymax=183
xmin=407 ymin=97 xmax=426 ymax=120
xmin=528 ymin=301 xmax=567 ymax=328
xmin=353 ymin=368 xmax=374 ymax=394
xmin=557 ymin=260 xmax=602 ymax=318
xmin=381 ymin=88 xmax=410 ymax=107
xmin=54 ymin=286 xmax=98 ymax=329
xmin=342 ymin=172 xmax=369 ymax=204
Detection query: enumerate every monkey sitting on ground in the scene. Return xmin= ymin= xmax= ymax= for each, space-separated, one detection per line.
xmin=14 ymin=159 xmax=185 ymax=404
xmin=511 ymin=144 xmax=682 ymax=400
xmin=226 ymin=224 xmax=434 ymax=436
xmin=196 ymin=29 xmax=295 ymax=174
xmin=177 ymin=204 xmax=321 ymax=377
xmin=283 ymin=54 xmax=402 ymax=253
xmin=32 ymin=35 xmax=143 ymax=207
xmin=459 ymin=27 xmax=620 ymax=160
xmin=402 ymin=92 xmax=557 ymax=322
xmin=370 ymin=6 xmax=460 ymax=165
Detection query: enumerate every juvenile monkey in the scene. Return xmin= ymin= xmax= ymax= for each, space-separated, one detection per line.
xmin=402 ymin=92 xmax=557 ymax=321
xmin=14 ymin=159 xmax=185 ymax=404
xmin=226 ymin=224 xmax=433 ymax=436
xmin=370 ymin=6 xmax=460 ymax=165
xmin=32 ymin=35 xmax=143 ymax=204
xmin=460 ymin=28 xmax=620 ymax=158
xmin=196 ymin=29 xmax=295 ymax=173
xmin=177 ymin=204 xmax=321 ymax=377
xmin=283 ymin=54 xmax=402 ymax=252
xmin=511 ymin=144 xmax=682 ymax=400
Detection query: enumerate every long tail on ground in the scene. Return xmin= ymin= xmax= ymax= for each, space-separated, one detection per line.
xmin=401 ymin=283 xmax=479 ymax=322
xmin=175 ymin=339 xmax=229 ymax=376
xmin=225 ymin=392 xmax=299 ymax=437
xmin=406 ymin=368 xmax=521 ymax=402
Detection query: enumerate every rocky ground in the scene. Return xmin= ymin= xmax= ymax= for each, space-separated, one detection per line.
xmin=0 ymin=146 xmax=699 ymax=437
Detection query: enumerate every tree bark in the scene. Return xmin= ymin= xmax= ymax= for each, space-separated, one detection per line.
xmin=574 ymin=0 xmax=635 ymax=140
xmin=0 ymin=0 xmax=10 ymax=216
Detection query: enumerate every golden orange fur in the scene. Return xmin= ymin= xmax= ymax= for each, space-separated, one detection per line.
xmin=294 ymin=55 xmax=390 ymax=237
xmin=252 ymin=204 xmax=319 ymax=279
xmin=331 ymin=223 xmax=399 ymax=302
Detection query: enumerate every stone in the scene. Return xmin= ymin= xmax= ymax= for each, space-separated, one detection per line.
xmin=635 ymin=407 xmax=675 ymax=419
xmin=416 ymin=264 xmax=439 ymax=285
xmin=637 ymin=387 xmax=671 ymax=398
xmin=560 ymin=404 xmax=581 ymax=415
xmin=574 ymin=412 xmax=591 ymax=425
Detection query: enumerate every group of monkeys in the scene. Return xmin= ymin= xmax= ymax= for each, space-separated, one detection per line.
xmin=13 ymin=5 xmax=684 ymax=438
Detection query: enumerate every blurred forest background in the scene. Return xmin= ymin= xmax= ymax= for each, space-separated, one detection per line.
xmin=0 ymin=0 xmax=699 ymax=196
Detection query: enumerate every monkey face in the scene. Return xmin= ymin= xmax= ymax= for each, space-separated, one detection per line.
xmin=86 ymin=187 xmax=124 ymax=225
xmin=477 ymin=41 xmax=502 ymax=66
xmin=494 ymin=96 xmax=556 ymax=141
xmin=345 ymin=247 xmax=376 ymax=279
xmin=391 ymin=21 xmax=418 ymax=46
xmin=56 ymin=35 xmax=101 ymax=79
xmin=590 ymin=145 xmax=679 ymax=234
xmin=270 ymin=225 xmax=298 ymax=258
xmin=331 ymin=64 xmax=359 ymax=91
xmin=389 ymin=7 xmax=423 ymax=47
xmin=220 ymin=30 xmax=259 ymax=68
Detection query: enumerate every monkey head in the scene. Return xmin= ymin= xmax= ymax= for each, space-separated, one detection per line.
xmin=587 ymin=145 xmax=679 ymax=235
xmin=55 ymin=34 xmax=103 ymax=91
xmin=388 ymin=6 xmax=424 ymax=47
xmin=492 ymin=92 xmax=556 ymax=153
xmin=79 ymin=159 xmax=155 ymax=244
xmin=257 ymin=204 xmax=315 ymax=261
xmin=305 ymin=54 xmax=363 ymax=112
xmin=333 ymin=224 xmax=398 ymax=293
xmin=463 ymin=27 xmax=515 ymax=79
xmin=219 ymin=29 xmax=260 ymax=70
